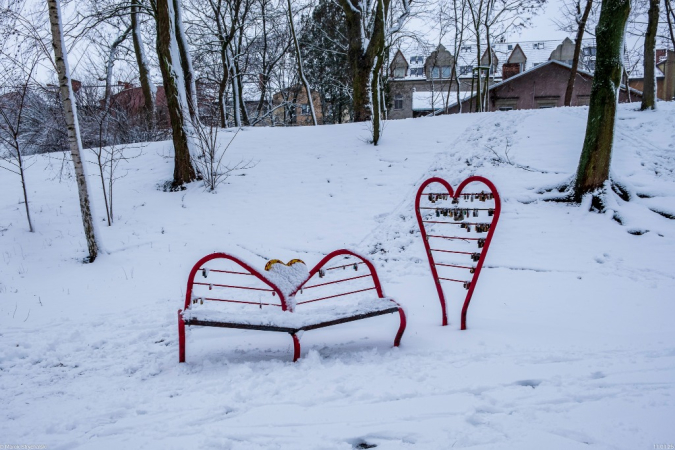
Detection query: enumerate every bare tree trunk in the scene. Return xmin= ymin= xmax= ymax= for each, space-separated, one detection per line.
xmin=641 ymin=0 xmax=659 ymax=110
xmin=18 ymin=154 xmax=34 ymax=233
xmin=104 ymin=26 xmax=131 ymax=110
xmin=47 ymin=0 xmax=99 ymax=261
xmin=287 ymin=0 xmax=317 ymax=125
xmin=666 ymin=0 xmax=675 ymax=51
xmin=132 ymin=0 xmax=156 ymax=126
xmin=565 ymin=0 xmax=594 ymax=106
xmin=156 ymin=0 xmax=198 ymax=187
xmin=174 ymin=0 xmax=199 ymax=122
xmin=573 ymin=0 xmax=630 ymax=202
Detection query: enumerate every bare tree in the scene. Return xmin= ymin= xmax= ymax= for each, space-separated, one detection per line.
xmin=564 ymin=0 xmax=594 ymax=106
xmin=286 ymin=0 xmax=317 ymax=125
xmin=156 ymin=0 xmax=199 ymax=188
xmin=47 ymin=0 xmax=100 ymax=261
xmin=0 ymin=60 xmax=40 ymax=232
xmin=641 ymin=0 xmax=660 ymax=109
xmin=574 ymin=0 xmax=631 ymax=204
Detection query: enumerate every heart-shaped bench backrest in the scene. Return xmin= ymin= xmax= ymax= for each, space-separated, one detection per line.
xmin=414 ymin=176 xmax=501 ymax=329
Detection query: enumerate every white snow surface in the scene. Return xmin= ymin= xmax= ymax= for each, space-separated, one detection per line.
xmin=1 ymin=104 xmax=675 ymax=449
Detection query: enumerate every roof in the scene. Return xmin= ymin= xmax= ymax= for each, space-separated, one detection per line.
xmin=395 ymin=38 xmax=600 ymax=80
xmin=446 ymin=59 xmax=643 ymax=108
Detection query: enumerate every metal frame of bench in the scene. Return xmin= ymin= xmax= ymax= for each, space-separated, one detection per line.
xmin=178 ymin=249 xmax=406 ymax=362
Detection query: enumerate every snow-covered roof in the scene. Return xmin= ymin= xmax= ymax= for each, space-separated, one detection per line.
xmin=396 ymin=38 xmax=600 ymax=80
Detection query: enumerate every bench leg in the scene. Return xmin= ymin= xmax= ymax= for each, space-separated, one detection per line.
xmin=394 ymin=308 xmax=407 ymax=347
xmin=178 ymin=309 xmax=186 ymax=363
xmin=291 ymin=333 xmax=301 ymax=362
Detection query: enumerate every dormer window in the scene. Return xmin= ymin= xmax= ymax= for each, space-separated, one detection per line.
xmin=461 ymin=45 xmax=472 ymax=52
xmin=410 ymin=67 xmax=423 ymax=76
xmin=533 ymin=42 xmax=545 ymax=50
xmin=410 ymin=55 xmax=423 ymax=64
xmin=507 ymin=44 xmax=513 ymax=50
xmin=431 ymin=67 xmax=440 ymax=79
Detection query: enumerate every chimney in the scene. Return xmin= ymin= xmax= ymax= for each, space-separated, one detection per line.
xmin=70 ymin=79 xmax=82 ymax=93
xmin=656 ymin=49 xmax=667 ymax=64
xmin=502 ymin=63 xmax=520 ymax=80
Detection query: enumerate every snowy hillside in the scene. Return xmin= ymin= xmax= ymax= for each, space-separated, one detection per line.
xmin=1 ymin=104 xmax=675 ymax=449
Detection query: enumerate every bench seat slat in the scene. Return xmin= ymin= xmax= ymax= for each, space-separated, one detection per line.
xmin=183 ymin=297 xmax=399 ymax=330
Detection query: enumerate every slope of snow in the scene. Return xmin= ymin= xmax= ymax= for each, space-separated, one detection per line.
xmin=1 ymin=104 xmax=674 ymax=449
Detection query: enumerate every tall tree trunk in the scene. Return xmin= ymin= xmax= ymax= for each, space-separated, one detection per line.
xmin=47 ymin=0 xmax=99 ymax=261
xmin=156 ymin=0 xmax=197 ymax=187
xmin=565 ymin=0 xmax=594 ymax=106
xmin=287 ymin=0 xmax=317 ymax=125
xmin=641 ymin=0 xmax=659 ymax=110
xmin=573 ymin=0 xmax=630 ymax=202
xmin=104 ymin=26 xmax=131 ymax=110
xmin=174 ymin=0 xmax=199 ymax=122
xmin=665 ymin=0 xmax=675 ymax=50
xmin=131 ymin=0 xmax=156 ymax=126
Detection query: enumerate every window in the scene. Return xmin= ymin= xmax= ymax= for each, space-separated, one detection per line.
xmin=582 ymin=46 xmax=596 ymax=56
xmin=300 ymin=104 xmax=311 ymax=115
xmin=394 ymin=94 xmax=403 ymax=110
xmin=533 ymin=42 xmax=545 ymax=50
xmin=410 ymin=55 xmax=423 ymax=64
xmin=499 ymin=106 xmax=513 ymax=111
xmin=507 ymin=44 xmax=513 ymax=50
xmin=460 ymin=65 xmax=473 ymax=75
xmin=587 ymin=60 xmax=596 ymax=71
xmin=410 ymin=67 xmax=423 ymax=76
xmin=461 ymin=45 xmax=472 ymax=52
xmin=431 ymin=67 xmax=440 ymax=79
xmin=441 ymin=66 xmax=451 ymax=78
xmin=394 ymin=67 xmax=405 ymax=78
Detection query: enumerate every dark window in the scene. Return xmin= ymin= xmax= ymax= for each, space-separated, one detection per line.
xmin=431 ymin=67 xmax=440 ymax=78
xmin=507 ymin=44 xmax=513 ymax=50
xmin=499 ymin=106 xmax=513 ymax=111
xmin=394 ymin=95 xmax=403 ymax=110
xmin=301 ymin=104 xmax=311 ymax=115
xmin=441 ymin=66 xmax=451 ymax=78
xmin=460 ymin=65 xmax=473 ymax=75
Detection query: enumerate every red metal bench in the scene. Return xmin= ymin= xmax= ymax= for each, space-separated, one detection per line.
xmin=178 ymin=249 xmax=406 ymax=362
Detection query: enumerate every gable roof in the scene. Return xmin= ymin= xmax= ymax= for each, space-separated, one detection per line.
xmin=507 ymin=44 xmax=527 ymax=64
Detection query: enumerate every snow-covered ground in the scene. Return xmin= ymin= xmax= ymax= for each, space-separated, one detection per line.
xmin=1 ymin=104 xmax=674 ymax=449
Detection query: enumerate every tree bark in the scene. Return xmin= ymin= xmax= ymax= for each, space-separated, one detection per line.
xmin=666 ymin=0 xmax=675 ymax=51
xmin=156 ymin=0 xmax=197 ymax=187
xmin=131 ymin=0 xmax=156 ymax=126
xmin=565 ymin=0 xmax=593 ymax=106
xmin=47 ymin=0 xmax=99 ymax=261
xmin=641 ymin=0 xmax=659 ymax=110
xmin=573 ymin=0 xmax=630 ymax=202
xmin=173 ymin=0 xmax=199 ymax=122
xmin=287 ymin=0 xmax=317 ymax=125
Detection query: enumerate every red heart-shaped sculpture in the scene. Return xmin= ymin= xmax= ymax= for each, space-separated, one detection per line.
xmin=414 ymin=176 xmax=500 ymax=329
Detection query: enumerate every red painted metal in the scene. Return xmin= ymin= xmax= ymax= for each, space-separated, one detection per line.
xmin=180 ymin=250 xmax=407 ymax=363
xmin=184 ymin=253 xmax=286 ymax=311
xmin=178 ymin=309 xmax=185 ymax=363
xmin=303 ymin=274 xmax=371 ymax=290
xmin=295 ymin=287 xmax=377 ymax=305
xmin=415 ymin=176 xmax=501 ymax=329
xmin=291 ymin=334 xmax=301 ymax=362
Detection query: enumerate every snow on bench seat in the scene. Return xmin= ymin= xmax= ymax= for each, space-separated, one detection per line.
xmin=178 ymin=250 xmax=407 ymax=362
xmin=182 ymin=296 xmax=400 ymax=331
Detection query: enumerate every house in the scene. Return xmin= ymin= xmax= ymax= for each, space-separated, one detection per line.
xmin=271 ymin=85 xmax=323 ymax=126
xmin=628 ymin=49 xmax=675 ymax=101
xmin=387 ymin=37 xmax=619 ymax=118
xmin=446 ymin=60 xmax=641 ymax=113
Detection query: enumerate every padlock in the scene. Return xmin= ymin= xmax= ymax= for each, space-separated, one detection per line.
xmin=200 ymin=298 xmax=204 ymax=305
xmin=435 ymin=208 xmax=440 ymax=217
xmin=471 ymin=253 xmax=481 ymax=262
xmin=488 ymin=208 xmax=495 ymax=216
xmin=353 ymin=263 xmax=358 ymax=271
xmin=319 ymin=268 xmax=326 ymax=278
xmin=466 ymin=225 xmax=471 ymax=232
xmin=463 ymin=281 xmax=471 ymax=290
xmin=428 ymin=193 xmax=433 ymax=202
xmin=477 ymin=238 xmax=486 ymax=248
xmin=452 ymin=197 xmax=459 ymax=204
xmin=470 ymin=267 xmax=475 ymax=274
xmin=202 ymin=268 xmax=208 ymax=278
